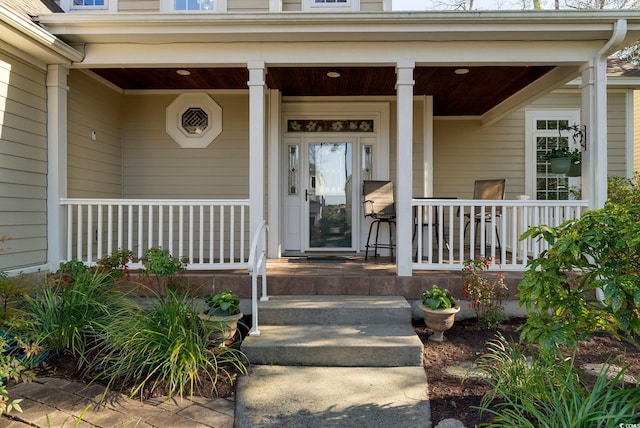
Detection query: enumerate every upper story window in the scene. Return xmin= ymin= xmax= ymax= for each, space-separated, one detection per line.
xmin=302 ymin=0 xmax=360 ymax=11
xmin=61 ymin=0 xmax=116 ymax=11
xmin=160 ymin=0 xmax=226 ymax=12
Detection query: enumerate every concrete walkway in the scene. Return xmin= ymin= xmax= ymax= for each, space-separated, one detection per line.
xmin=235 ymin=366 xmax=431 ymax=428
xmin=3 ymin=367 xmax=431 ymax=428
xmin=3 ymin=377 xmax=234 ymax=428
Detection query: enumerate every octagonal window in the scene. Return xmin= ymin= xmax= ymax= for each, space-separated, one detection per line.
xmin=182 ymin=107 xmax=209 ymax=135
xmin=166 ymin=93 xmax=222 ymax=148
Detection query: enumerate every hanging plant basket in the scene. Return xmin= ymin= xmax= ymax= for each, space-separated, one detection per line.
xmin=567 ymin=161 xmax=581 ymax=177
xmin=550 ymin=157 xmax=571 ymax=174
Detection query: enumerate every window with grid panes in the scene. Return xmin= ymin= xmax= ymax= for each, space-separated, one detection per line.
xmin=535 ymin=119 xmax=572 ymax=200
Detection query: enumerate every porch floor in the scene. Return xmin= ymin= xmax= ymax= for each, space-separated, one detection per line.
xmin=181 ymin=255 xmax=523 ymax=301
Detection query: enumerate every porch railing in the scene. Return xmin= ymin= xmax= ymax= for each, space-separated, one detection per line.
xmin=60 ymin=198 xmax=251 ymax=270
xmin=412 ymin=199 xmax=589 ymax=271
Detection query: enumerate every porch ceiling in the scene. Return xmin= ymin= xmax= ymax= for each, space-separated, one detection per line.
xmin=91 ymin=65 xmax=555 ymax=116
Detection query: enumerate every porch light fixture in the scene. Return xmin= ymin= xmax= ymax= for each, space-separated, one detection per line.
xmin=327 ymin=71 xmax=341 ymax=78
xmin=454 ymin=68 xmax=469 ymax=75
xmin=176 ymin=69 xmax=191 ymax=76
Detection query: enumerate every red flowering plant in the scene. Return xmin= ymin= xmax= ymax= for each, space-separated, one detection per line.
xmin=461 ymin=256 xmax=509 ymax=329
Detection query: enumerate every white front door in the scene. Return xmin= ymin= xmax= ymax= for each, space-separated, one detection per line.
xmin=280 ymin=102 xmax=390 ymax=254
xmin=305 ymin=139 xmax=356 ymax=251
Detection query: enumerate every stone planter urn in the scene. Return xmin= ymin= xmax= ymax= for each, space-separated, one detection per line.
xmin=198 ymin=311 xmax=243 ymax=345
xmin=419 ymin=302 xmax=460 ymax=342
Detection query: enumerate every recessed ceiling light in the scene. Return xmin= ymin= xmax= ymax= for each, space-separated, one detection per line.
xmin=327 ymin=71 xmax=341 ymax=78
xmin=454 ymin=68 xmax=470 ymax=75
xmin=176 ymin=69 xmax=191 ymax=76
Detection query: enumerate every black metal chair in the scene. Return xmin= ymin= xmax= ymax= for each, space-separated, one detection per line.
xmin=463 ymin=179 xmax=506 ymax=252
xmin=363 ymin=180 xmax=396 ymax=260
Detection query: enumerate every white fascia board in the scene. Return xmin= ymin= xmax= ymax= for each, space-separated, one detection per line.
xmin=75 ymin=40 xmax=603 ymax=68
xmin=0 ymin=4 xmax=82 ymax=64
xmin=564 ymin=77 xmax=640 ymax=89
xmin=37 ymin=11 xmax=640 ymax=45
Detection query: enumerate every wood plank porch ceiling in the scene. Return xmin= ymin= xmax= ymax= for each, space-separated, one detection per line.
xmin=92 ymin=65 xmax=554 ymax=116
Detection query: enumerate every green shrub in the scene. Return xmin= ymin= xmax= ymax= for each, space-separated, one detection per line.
xmin=477 ymin=357 xmax=640 ymax=427
xmin=24 ymin=269 xmax=136 ymax=363
xmin=518 ymin=186 xmax=640 ymax=352
xmin=141 ymin=248 xmax=186 ymax=294
xmin=88 ymin=288 xmax=247 ymax=399
xmin=462 ymin=257 xmax=509 ymax=329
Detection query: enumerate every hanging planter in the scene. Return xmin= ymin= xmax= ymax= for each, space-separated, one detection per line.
xmin=567 ymin=161 xmax=581 ymax=177
xmin=549 ymin=156 xmax=571 ymax=174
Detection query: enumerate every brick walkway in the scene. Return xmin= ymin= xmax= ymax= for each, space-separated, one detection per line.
xmin=2 ymin=377 xmax=234 ymax=428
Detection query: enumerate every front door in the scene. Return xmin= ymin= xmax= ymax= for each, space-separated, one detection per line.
xmin=306 ymin=141 xmax=355 ymax=250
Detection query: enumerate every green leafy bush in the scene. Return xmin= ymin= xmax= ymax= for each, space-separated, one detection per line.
xmin=518 ymin=199 xmax=640 ymax=352
xmin=88 ymin=288 xmax=247 ymax=399
xmin=462 ymin=257 xmax=508 ymax=329
xmin=141 ymin=247 xmax=186 ymax=294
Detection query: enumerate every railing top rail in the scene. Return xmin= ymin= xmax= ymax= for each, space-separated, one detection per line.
xmin=60 ymin=198 xmax=250 ymax=206
xmin=411 ymin=198 xmax=589 ymax=207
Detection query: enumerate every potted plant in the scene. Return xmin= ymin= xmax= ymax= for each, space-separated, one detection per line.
xmin=419 ymin=285 xmax=460 ymax=342
xmin=546 ymin=148 xmax=572 ymax=174
xmin=199 ymin=288 xmax=243 ymax=345
xmin=567 ymin=149 xmax=582 ymax=177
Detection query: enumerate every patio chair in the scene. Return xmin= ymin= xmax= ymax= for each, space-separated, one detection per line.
xmin=363 ymin=180 xmax=396 ymax=260
xmin=463 ymin=179 xmax=506 ymax=251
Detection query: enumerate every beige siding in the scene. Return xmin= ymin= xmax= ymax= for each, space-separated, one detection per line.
xmin=282 ymin=0 xmax=301 ymax=11
xmin=117 ymin=0 xmax=160 ymax=11
xmin=227 ymin=0 xmax=269 ymax=12
xmin=360 ymin=0 xmax=384 ymax=11
xmin=122 ymin=93 xmax=249 ymax=198
xmin=67 ymin=71 xmax=124 ymax=198
xmin=428 ymin=90 xmax=629 ymax=200
xmin=0 ymin=52 xmax=48 ymax=270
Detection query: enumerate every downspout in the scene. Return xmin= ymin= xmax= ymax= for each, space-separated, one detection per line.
xmin=583 ymin=19 xmax=628 ymax=211
xmin=594 ymin=19 xmax=627 ymax=305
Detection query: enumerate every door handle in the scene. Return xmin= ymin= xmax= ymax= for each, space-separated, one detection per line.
xmin=305 ymin=189 xmax=308 ymax=201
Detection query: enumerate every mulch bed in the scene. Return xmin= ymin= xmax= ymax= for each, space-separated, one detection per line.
xmin=417 ymin=317 xmax=640 ymax=427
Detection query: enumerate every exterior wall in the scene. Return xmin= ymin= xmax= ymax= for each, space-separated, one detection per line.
xmin=430 ymin=89 xmax=628 ymax=200
xmin=67 ymin=70 xmax=124 ymax=198
xmin=0 ymin=51 xmax=48 ymax=271
xmin=118 ymin=0 xmax=160 ymax=12
xmin=227 ymin=0 xmax=269 ymax=12
xmin=122 ymin=93 xmax=249 ymax=198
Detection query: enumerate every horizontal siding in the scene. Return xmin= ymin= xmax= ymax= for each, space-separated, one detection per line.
xmin=0 ymin=52 xmax=48 ymax=271
xmin=227 ymin=0 xmax=269 ymax=11
xmin=122 ymin=93 xmax=250 ymax=199
xmin=118 ymin=0 xmax=160 ymax=11
xmin=67 ymin=70 xmax=123 ymax=198
xmin=361 ymin=0 xmax=383 ymax=11
xmin=429 ymin=90 xmax=629 ymax=200
xmin=282 ymin=0 xmax=301 ymax=11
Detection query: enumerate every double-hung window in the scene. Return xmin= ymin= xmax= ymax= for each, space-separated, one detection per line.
xmin=525 ymin=109 xmax=581 ymax=200
xmin=61 ymin=0 xmax=115 ymax=11
xmin=161 ymin=0 xmax=226 ymax=11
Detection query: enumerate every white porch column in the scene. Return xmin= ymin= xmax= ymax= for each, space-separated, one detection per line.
xmin=248 ymin=62 xmax=266 ymax=236
xmin=267 ymin=89 xmax=281 ymax=257
xmin=46 ymin=65 xmax=69 ymax=271
xmin=580 ymin=58 xmax=608 ymax=209
xmin=396 ymin=61 xmax=415 ymax=276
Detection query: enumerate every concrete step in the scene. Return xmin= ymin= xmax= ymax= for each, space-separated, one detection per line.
xmin=255 ymin=295 xmax=413 ymax=325
xmin=241 ymin=324 xmax=423 ymax=366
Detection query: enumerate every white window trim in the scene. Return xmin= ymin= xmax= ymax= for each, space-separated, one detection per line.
xmin=160 ymin=0 xmax=228 ymax=12
xmin=61 ymin=0 xmax=117 ymax=12
xmin=302 ymin=0 xmax=360 ymax=12
xmin=525 ymin=108 xmax=581 ymax=199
